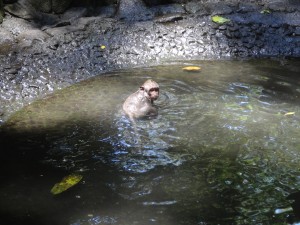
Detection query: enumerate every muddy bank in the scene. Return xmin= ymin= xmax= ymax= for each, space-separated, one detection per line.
xmin=0 ymin=0 xmax=300 ymax=123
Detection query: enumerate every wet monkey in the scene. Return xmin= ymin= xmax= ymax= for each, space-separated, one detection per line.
xmin=123 ymin=79 xmax=159 ymax=122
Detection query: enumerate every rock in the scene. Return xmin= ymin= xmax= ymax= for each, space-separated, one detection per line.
xmin=16 ymin=29 xmax=49 ymax=49
xmin=1 ymin=16 xmax=33 ymax=35
xmin=267 ymin=1 xmax=287 ymax=12
xmin=151 ymin=4 xmax=186 ymax=16
xmin=154 ymin=13 xmax=184 ymax=23
xmin=0 ymin=30 xmax=15 ymax=54
xmin=207 ymin=2 xmax=234 ymax=15
xmin=93 ymin=5 xmax=116 ymax=18
xmin=116 ymin=0 xmax=153 ymax=21
xmin=28 ymin=0 xmax=72 ymax=14
xmin=4 ymin=2 xmax=35 ymax=20
xmin=0 ymin=0 xmax=4 ymax=23
xmin=237 ymin=3 xmax=260 ymax=13
xmin=185 ymin=1 xmax=201 ymax=14
xmin=295 ymin=27 xmax=300 ymax=36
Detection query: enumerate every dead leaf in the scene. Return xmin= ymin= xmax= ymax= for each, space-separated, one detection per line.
xmin=51 ymin=174 xmax=83 ymax=195
xmin=284 ymin=112 xmax=295 ymax=116
xmin=182 ymin=66 xmax=201 ymax=72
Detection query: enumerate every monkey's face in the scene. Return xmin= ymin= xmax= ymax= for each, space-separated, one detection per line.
xmin=141 ymin=80 xmax=159 ymax=101
xmin=148 ymin=87 xmax=159 ymax=101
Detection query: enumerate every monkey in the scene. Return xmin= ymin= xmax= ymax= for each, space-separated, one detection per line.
xmin=123 ymin=79 xmax=159 ymax=122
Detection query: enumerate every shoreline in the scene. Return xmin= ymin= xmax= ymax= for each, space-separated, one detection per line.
xmin=0 ymin=0 xmax=300 ymax=123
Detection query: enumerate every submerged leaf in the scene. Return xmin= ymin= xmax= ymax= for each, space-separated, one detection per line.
xmin=182 ymin=66 xmax=201 ymax=72
xmin=211 ymin=16 xmax=231 ymax=24
xmin=51 ymin=174 xmax=83 ymax=195
xmin=275 ymin=207 xmax=293 ymax=214
xmin=284 ymin=112 xmax=295 ymax=116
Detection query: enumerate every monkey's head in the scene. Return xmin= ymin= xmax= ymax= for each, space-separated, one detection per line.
xmin=140 ymin=79 xmax=159 ymax=102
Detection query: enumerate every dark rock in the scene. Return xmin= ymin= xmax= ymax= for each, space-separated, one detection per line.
xmin=151 ymin=4 xmax=186 ymax=16
xmin=295 ymin=26 xmax=300 ymax=36
xmin=185 ymin=1 xmax=202 ymax=14
xmin=93 ymin=5 xmax=116 ymax=18
xmin=4 ymin=2 xmax=35 ymax=20
xmin=116 ymin=0 xmax=154 ymax=21
xmin=154 ymin=13 xmax=184 ymax=23
xmin=0 ymin=0 xmax=4 ymax=23
xmin=28 ymin=0 xmax=72 ymax=14
xmin=267 ymin=1 xmax=287 ymax=12
xmin=207 ymin=2 xmax=234 ymax=15
xmin=237 ymin=3 xmax=260 ymax=13
xmin=16 ymin=29 xmax=50 ymax=48
xmin=0 ymin=30 xmax=15 ymax=54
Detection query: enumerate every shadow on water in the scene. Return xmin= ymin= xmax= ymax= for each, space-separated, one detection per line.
xmin=1 ymin=59 xmax=300 ymax=225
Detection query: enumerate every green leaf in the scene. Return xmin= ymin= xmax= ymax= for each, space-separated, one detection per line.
xmin=211 ymin=16 xmax=231 ymax=24
xmin=51 ymin=174 xmax=83 ymax=195
xmin=260 ymin=9 xmax=271 ymax=14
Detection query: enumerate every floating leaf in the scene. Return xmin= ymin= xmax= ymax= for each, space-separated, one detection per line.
xmin=245 ymin=104 xmax=253 ymax=110
xmin=182 ymin=66 xmax=201 ymax=72
xmin=275 ymin=207 xmax=293 ymax=214
xmin=284 ymin=112 xmax=295 ymax=116
xmin=261 ymin=9 xmax=271 ymax=14
xmin=211 ymin=16 xmax=231 ymax=24
xmin=239 ymin=115 xmax=248 ymax=121
xmin=100 ymin=45 xmax=106 ymax=50
xmin=51 ymin=174 xmax=83 ymax=195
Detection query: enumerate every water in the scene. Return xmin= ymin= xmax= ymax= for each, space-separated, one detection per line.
xmin=1 ymin=59 xmax=300 ymax=225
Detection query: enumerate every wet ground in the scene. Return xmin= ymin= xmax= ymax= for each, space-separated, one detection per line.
xmin=1 ymin=59 xmax=300 ymax=225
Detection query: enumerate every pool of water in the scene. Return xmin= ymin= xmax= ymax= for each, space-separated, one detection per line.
xmin=1 ymin=59 xmax=300 ymax=225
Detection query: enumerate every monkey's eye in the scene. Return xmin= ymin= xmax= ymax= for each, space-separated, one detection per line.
xmin=150 ymin=88 xmax=159 ymax=92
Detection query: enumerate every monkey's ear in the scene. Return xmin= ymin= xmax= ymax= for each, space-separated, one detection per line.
xmin=140 ymin=86 xmax=145 ymax=91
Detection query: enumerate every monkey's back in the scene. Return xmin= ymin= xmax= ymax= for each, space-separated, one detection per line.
xmin=123 ymin=90 xmax=156 ymax=119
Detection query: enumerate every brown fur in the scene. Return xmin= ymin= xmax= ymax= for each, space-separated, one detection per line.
xmin=123 ymin=79 xmax=159 ymax=121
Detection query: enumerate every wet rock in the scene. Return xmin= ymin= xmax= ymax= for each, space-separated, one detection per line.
xmin=151 ymin=4 xmax=186 ymax=16
xmin=28 ymin=0 xmax=72 ymax=14
xmin=237 ymin=3 xmax=260 ymax=13
xmin=1 ymin=16 xmax=33 ymax=36
xmin=154 ymin=13 xmax=184 ymax=23
xmin=267 ymin=1 xmax=287 ymax=12
xmin=4 ymin=2 xmax=35 ymax=20
xmin=185 ymin=1 xmax=203 ymax=15
xmin=0 ymin=29 xmax=15 ymax=54
xmin=207 ymin=2 xmax=234 ymax=15
xmin=0 ymin=0 xmax=4 ymax=23
xmin=93 ymin=5 xmax=116 ymax=18
xmin=16 ymin=29 xmax=50 ymax=48
xmin=295 ymin=27 xmax=300 ymax=36
xmin=116 ymin=0 xmax=154 ymax=21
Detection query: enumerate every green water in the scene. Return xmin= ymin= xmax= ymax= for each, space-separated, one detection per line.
xmin=1 ymin=59 xmax=300 ymax=225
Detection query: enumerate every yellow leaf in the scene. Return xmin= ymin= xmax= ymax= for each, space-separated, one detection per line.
xmin=284 ymin=112 xmax=295 ymax=116
xmin=211 ymin=16 xmax=231 ymax=24
xmin=100 ymin=45 xmax=106 ymax=50
xmin=51 ymin=174 xmax=83 ymax=195
xmin=182 ymin=66 xmax=201 ymax=72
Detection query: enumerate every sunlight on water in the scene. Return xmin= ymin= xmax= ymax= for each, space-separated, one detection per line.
xmin=1 ymin=59 xmax=300 ymax=225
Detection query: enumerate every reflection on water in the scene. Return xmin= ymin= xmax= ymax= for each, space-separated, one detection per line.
xmin=1 ymin=59 xmax=300 ymax=225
